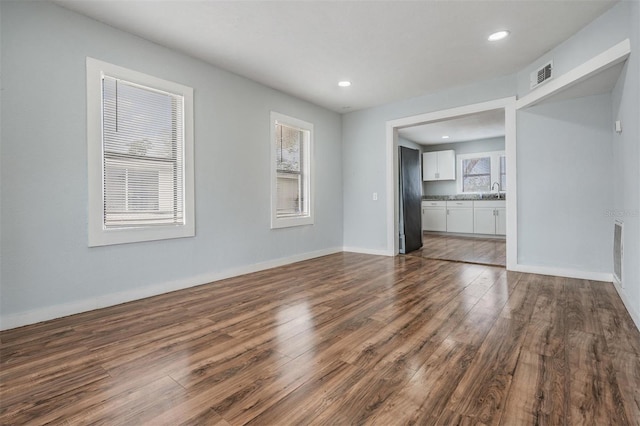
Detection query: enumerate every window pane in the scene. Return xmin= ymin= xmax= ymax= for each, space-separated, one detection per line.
xmin=462 ymin=157 xmax=491 ymax=192
xmin=500 ymin=156 xmax=507 ymax=191
xmin=275 ymin=124 xmax=302 ymax=172
xmin=276 ymin=172 xmax=302 ymax=217
xmin=275 ymin=122 xmax=308 ymax=219
xmin=102 ymin=76 xmax=184 ymax=228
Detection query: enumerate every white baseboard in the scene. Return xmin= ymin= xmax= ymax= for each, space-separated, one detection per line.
xmin=343 ymin=246 xmax=394 ymax=256
xmin=511 ymin=263 xmax=613 ymax=283
xmin=612 ymin=280 xmax=640 ymax=333
xmin=0 ymin=246 xmax=342 ymax=331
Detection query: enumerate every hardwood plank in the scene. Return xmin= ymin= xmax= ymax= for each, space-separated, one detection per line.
xmin=372 ymin=338 xmax=477 ymax=424
xmin=566 ymin=330 xmax=630 ymax=425
xmin=500 ymin=350 xmax=566 ymax=425
xmin=439 ymin=317 xmax=529 ymax=425
xmin=1 ymin=252 xmax=639 ymax=425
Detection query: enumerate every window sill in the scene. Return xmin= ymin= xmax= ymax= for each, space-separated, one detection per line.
xmin=270 ymin=215 xmax=314 ymax=229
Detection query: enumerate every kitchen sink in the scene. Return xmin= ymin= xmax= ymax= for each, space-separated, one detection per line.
xmin=481 ymin=193 xmax=506 ymax=200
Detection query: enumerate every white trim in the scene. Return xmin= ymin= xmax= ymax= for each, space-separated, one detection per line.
xmin=504 ymin=104 xmax=517 ymax=270
xmin=343 ymin=246 xmax=394 ymax=256
xmin=0 ymin=246 xmax=342 ymax=331
xmin=270 ymin=111 xmax=314 ymax=229
xmin=613 ymin=280 xmax=640 ymax=333
xmin=86 ymin=57 xmax=195 ymax=247
xmin=386 ymin=97 xmax=518 ymax=267
xmin=511 ymin=263 xmax=613 ymax=283
xmin=516 ymin=39 xmax=631 ymax=109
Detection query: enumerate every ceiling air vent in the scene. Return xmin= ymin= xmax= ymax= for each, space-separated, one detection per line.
xmin=530 ymin=60 xmax=553 ymax=89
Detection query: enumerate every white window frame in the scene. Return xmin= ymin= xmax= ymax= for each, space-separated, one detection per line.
xmin=456 ymin=150 xmax=505 ymax=194
xmin=270 ymin=111 xmax=314 ymax=229
xmin=87 ymin=57 xmax=195 ymax=246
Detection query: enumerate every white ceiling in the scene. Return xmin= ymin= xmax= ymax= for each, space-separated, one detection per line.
xmin=56 ymin=0 xmax=617 ymax=113
xmin=398 ymin=109 xmax=505 ymax=145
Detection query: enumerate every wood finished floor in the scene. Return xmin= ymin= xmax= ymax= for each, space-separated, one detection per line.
xmin=1 ymin=252 xmax=639 ymax=425
xmin=414 ymin=233 xmax=506 ymax=267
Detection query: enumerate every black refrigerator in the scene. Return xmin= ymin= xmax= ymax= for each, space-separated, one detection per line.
xmin=399 ymin=146 xmax=423 ymax=254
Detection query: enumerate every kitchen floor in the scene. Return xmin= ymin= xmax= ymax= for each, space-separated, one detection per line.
xmin=410 ymin=233 xmax=506 ymax=267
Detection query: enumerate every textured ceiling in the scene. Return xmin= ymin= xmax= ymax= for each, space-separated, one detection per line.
xmin=57 ymin=0 xmax=617 ymax=112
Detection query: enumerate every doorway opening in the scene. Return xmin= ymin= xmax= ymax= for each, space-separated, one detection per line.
xmin=386 ymin=97 xmax=517 ymax=269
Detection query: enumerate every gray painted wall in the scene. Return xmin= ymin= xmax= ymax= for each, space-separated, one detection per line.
xmin=342 ymin=75 xmax=516 ymax=251
xmin=518 ymin=0 xmax=639 ymax=321
xmin=611 ymin=0 xmax=640 ymax=318
xmin=0 ymin=1 xmax=343 ymax=320
xmin=517 ymin=94 xmax=613 ymax=273
xmin=516 ymin=1 xmax=631 ymax=97
xmin=420 ymin=137 xmax=505 ymax=196
xmin=342 ymin=1 xmax=639 ymax=326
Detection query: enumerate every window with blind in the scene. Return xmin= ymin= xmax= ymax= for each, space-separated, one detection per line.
xmin=500 ymin=155 xmax=507 ymax=191
xmin=87 ymin=58 xmax=194 ymax=246
xmin=270 ymin=112 xmax=313 ymax=229
xmin=456 ymin=151 xmax=506 ymax=194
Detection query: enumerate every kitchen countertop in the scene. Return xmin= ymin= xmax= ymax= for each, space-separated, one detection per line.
xmin=423 ymin=193 xmax=506 ymax=201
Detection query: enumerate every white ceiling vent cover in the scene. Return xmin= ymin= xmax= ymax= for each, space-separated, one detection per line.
xmin=614 ymin=220 xmax=623 ymax=286
xmin=530 ymin=60 xmax=553 ymax=89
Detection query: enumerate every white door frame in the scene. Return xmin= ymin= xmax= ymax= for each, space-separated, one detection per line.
xmin=385 ymin=97 xmax=518 ymax=270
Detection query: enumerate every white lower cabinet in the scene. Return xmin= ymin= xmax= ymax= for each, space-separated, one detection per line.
xmin=423 ymin=199 xmax=506 ymax=235
xmin=496 ymin=207 xmax=506 ymax=235
xmin=473 ymin=201 xmax=506 ymax=235
xmin=422 ymin=201 xmax=446 ymax=232
xmin=446 ymin=201 xmax=474 ymax=233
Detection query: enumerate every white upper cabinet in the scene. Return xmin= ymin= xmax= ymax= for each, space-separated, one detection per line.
xmin=423 ymin=150 xmax=455 ymax=181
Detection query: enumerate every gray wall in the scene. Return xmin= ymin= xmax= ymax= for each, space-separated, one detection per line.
xmin=611 ymin=0 xmax=640 ymax=318
xmin=420 ymin=137 xmax=505 ymax=196
xmin=342 ymin=75 xmax=516 ymax=251
xmin=517 ymin=0 xmax=639 ymax=321
xmin=517 ymin=94 xmax=613 ymax=273
xmin=342 ymin=1 xmax=639 ymax=325
xmin=0 ymin=1 xmax=343 ymax=321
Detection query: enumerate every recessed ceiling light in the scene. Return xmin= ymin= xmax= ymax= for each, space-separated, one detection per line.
xmin=442 ymin=135 xmax=450 ymax=139
xmin=488 ymin=30 xmax=510 ymax=42
xmin=338 ymin=81 xmax=351 ymax=87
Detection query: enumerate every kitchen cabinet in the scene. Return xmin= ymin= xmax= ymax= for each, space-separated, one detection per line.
xmin=473 ymin=200 xmax=506 ymax=235
xmin=446 ymin=200 xmax=473 ymax=233
xmin=423 ymin=150 xmax=455 ymax=181
xmin=496 ymin=207 xmax=506 ymax=235
xmin=422 ymin=201 xmax=446 ymax=232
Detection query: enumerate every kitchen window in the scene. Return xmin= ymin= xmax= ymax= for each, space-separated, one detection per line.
xmin=270 ymin=112 xmax=313 ymax=229
xmin=457 ymin=151 xmax=505 ymax=194
xmin=500 ymin=155 xmax=507 ymax=191
xmin=87 ymin=58 xmax=194 ymax=246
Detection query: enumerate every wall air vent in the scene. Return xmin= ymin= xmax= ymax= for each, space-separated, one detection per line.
xmin=530 ymin=60 xmax=553 ymax=89
xmin=613 ymin=220 xmax=623 ymax=286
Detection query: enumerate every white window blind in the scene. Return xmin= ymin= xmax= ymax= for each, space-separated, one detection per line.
xmin=102 ymin=76 xmax=184 ymax=228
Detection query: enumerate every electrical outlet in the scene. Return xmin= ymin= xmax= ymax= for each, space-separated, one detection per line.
xmin=372 ymin=192 xmax=378 ymax=201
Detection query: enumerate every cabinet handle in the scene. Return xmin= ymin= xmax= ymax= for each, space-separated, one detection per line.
xmin=447 ymin=209 xmax=450 ymax=215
